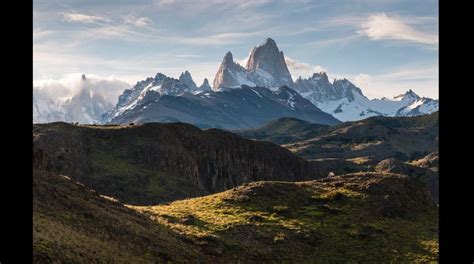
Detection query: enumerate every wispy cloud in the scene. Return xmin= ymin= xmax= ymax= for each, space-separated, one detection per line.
xmin=334 ymin=63 xmax=438 ymax=99
xmin=123 ymin=15 xmax=153 ymax=27
xmin=63 ymin=12 xmax=111 ymax=23
xmin=33 ymin=73 xmax=131 ymax=105
xmin=306 ymin=35 xmax=362 ymax=49
xmin=358 ymin=13 xmax=438 ymax=46
xmin=174 ymin=54 xmax=202 ymax=58
xmin=353 ymin=73 xmax=370 ymax=91
xmin=285 ymin=57 xmax=326 ymax=79
xmin=33 ymin=28 xmax=55 ymax=42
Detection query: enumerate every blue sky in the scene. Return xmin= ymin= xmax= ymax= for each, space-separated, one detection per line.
xmin=33 ymin=0 xmax=438 ymax=99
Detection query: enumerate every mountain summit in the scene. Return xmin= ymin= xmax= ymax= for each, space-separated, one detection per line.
xmin=212 ymin=51 xmax=249 ymax=89
xmin=213 ymin=38 xmax=293 ymax=90
xmin=179 ymin=70 xmax=197 ymax=90
xmin=245 ymin=38 xmax=293 ymax=88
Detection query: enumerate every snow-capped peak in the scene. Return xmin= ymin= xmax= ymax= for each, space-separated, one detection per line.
xmin=198 ymin=78 xmax=212 ymax=92
xmin=394 ymin=89 xmax=420 ymax=101
xmin=213 ymin=37 xmax=293 ymax=90
xmin=179 ymin=70 xmax=197 ymax=90
xmin=245 ymin=37 xmax=293 ymax=87
xmin=223 ymin=51 xmax=234 ymax=66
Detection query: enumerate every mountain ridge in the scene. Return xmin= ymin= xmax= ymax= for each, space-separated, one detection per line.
xmin=106 ymin=84 xmax=340 ymax=129
xmin=33 ymin=121 xmax=333 ymax=204
xmin=33 ymin=38 xmax=438 ymax=125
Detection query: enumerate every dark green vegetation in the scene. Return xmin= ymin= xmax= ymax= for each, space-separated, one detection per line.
xmin=241 ymin=112 xmax=438 ymax=163
xmin=33 ymin=122 xmax=328 ymax=205
xmin=286 ymin=112 xmax=438 ymax=162
xmin=236 ymin=117 xmax=329 ymax=144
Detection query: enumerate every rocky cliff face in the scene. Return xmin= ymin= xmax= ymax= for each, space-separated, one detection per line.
xmin=245 ymin=38 xmax=293 ymax=88
xmin=33 ymin=122 xmax=328 ymax=204
xmin=179 ymin=70 xmax=198 ymax=90
xmin=213 ymin=52 xmax=249 ymax=89
xmin=198 ymin=78 xmax=212 ymax=91
xmin=213 ymin=38 xmax=293 ymax=90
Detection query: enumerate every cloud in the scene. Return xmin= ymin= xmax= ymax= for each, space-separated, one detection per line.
xmin=285 ymin=57 xmax=326 ymax=78
xmin=63 ymin=13 xmax=111 ymax=23
xmin=235 ymin=56 xmax=249 ymax=67
xmin=236 ymin=0 xmax=273 ymax=9
xmin=353 ymin=73 xmax=370 ymax=91
xmin=358 ymin=13 xmax=438 ymax=46
xmin=123 ymin=16 xmax=153 ymax=27
xmin=33 ymin=73 xmax=132 ymax=105
xmin=33 ymin=28 xmax=55 ymax=42
xmin=334 ymin=63 xmax=438 ymax=99
xmin=175 ymin=32 xmax=262 ymax=45
xmin=154 ymin=0 xmax=177 ymax=6
xmin=306 ymin=35 xmax=361 ymax=49
xmin=174 ymin=54 xmax=202 ymax=58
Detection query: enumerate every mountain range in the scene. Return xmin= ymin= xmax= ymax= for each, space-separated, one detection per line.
xmin=211 ymin=38 xmax=438 ymax=122
xmin=33 ymin=38 xmax=438 ymax=126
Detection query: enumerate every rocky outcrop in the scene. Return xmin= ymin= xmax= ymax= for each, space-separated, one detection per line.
xmin=245 ymin=38 xmax=293 ymax=88
xmin=198 ymin=78 xmax=212 ymax=91
xmin=179 ymin=70 xmax=198 ymax=90
xmin=213 ymin=38 xmax=293 ymax=90
xmin=213 ymin=52 xmax=249 ymax=89
xmin=375 ymin=158 xmax=438 ymax=203
xmin=410 ymin=152 xmax=439 ymax=171
xmin=33 ymin=122 xmax=329 ymax=204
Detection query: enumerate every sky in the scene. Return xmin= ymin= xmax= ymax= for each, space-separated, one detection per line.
xmin=33 ymin=0 xmax=438 ymax=101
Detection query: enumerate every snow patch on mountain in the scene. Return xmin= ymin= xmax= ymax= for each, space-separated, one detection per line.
xmin=299 ymin=78 xmax=438 ymax=121
xmin=33 ymin=74 xmax=123 ymax=124
xmin=213 ymin=38 xmax=293 ymax=91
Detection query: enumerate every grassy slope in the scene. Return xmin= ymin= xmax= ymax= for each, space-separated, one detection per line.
xmin=284 ymin=112 xmax=439 ymax=162
xmin=236 ymin=117 xmax=329 ymax=144
xmin=130 ymin=172 xmax=438 ymax=263
xmin=34 ymin=169 xmax=438 ymax=263
xmin=33 ymin=169 xmax=212 ymax=263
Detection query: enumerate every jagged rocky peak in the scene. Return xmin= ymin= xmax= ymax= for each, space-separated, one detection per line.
xmin=311 ymin=72 xmax=328 ymax=80
xmin=153 ymin=72 xmax=168 ymax=86
xmin=198 ymin=78 xmax=212 ymax=91
xmin=394 ymin=89 xmax=420 ymax=101
xmin=213 ymin=51 xmax=247 ymax=90
xmin=223 ymin=51 xmax=234 ymax=66
xmin=333 ymin=78 xmax=364 ymax=98
xmin=293 ymin=71 xmax=332 ymax=95
xmin=246 ymin=37 xmax=293 ymax=87
xmin=179 ymin=70 xmax=197 ymax=90
xmin=213 ymin=38 xmax=294 ymax=90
